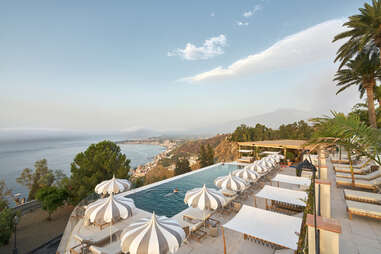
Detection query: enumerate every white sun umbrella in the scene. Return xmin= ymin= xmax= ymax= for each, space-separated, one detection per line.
xmin=95 ymin=175 xmax=132 ymax=195
xmin=254 ymin=162 xmax=269 ymax=175
xmin=232 ymin=167 xmax=259 ymax=183
xmin=260 ymin=158 xmax=275 ymax=171
xmin=120 ymin=212 xmax=185 ymax=254
xmin=85 ymin=193 xmax=135 ymax=242
xmin=184 ymin=185 xmax=226 ymax=228
xmin=214 ymin=172 xmax=248 ymax=192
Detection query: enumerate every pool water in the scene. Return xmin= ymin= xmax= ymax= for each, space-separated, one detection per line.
xmin=126 ymin=163 xmax=240 ymax=217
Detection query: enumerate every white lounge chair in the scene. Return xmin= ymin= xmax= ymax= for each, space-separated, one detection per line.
xmin=89 ymin=240 xmax=122 ymax=254
xmin=344 ymin=189 xmax=381 ymax=204
xmin=336 ymin=170 xmax=381 ymax=180
xmin=73 ymin=228 xmax=121 ymax=246
xmin=334 ymin=166 xmax=374 ymax=175
xmin=336 ymin=177 xmax=381 ymax=191
xmin=346 ymin=200 xmax=381 ymax=220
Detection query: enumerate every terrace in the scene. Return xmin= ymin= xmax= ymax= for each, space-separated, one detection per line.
xmin=57 ymin=150 xmax=381 ymax=254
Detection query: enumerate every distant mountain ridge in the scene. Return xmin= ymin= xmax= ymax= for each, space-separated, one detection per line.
xmin=192 ymin=108 xmax=317 ymax=135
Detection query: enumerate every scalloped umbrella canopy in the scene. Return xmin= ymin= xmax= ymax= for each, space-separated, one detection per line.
xmin=261 ymin=158 xmax=275 ymax=169
xmin=85 ymin=193 xmax=135 ymax=225
xmin=184 ymin=185 xmax=226 ymax=210
xmin=214 ymin=172 xmax=248 ymax=192
xmin=233 ymin=167 xmax=259 ymax=183
xmin=95 ymin=175 xmax=132 ymax=195
xmin=255 ymin=162 xmax=269 ymax=174
xmin=120 ymin=212 xmax=185 ymax=254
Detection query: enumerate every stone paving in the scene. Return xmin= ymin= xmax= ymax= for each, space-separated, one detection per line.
xmin=328 ymin=158 xmax=381 ymax=254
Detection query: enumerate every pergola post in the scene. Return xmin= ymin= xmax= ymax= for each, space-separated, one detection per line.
xmin=306 ymin=214 xmax=341 ymax=254
xmin=315 ymin=179 xmax=331 ymax=218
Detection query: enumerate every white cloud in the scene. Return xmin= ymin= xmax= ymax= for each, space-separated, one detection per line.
xmin=236 ymin=21 xmax=249 ymax=26
xmin=180 ymin=19 xmax=346 ymax=83
xmin=243 ymin=5 xmax=262 ymax=18
xmin=168 ymin=34 xmax=227 ymax=60
xmin=211 ymin=12 xmax=215 ymax=17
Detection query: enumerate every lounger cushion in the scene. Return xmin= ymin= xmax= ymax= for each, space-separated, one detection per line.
xmin=346 ymin=200 xmax=381 ymax=217
xmin=344 ymin=190 xmax=381 ymax=203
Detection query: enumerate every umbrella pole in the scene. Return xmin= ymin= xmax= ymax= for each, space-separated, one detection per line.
xmin=110 ymin=222 xmax=112 ymax=244
xmin=222 ymin=227 xmax=227 ymax=254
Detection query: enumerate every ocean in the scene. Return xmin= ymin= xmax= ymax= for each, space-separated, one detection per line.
xmin=0 ymin=134 xmax=166 ymax=200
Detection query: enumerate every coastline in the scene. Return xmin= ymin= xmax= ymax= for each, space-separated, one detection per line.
xmin=121 ymin=139 xmax=177 ymax=177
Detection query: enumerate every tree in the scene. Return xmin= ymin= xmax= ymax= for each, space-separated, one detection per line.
xmin=333 ymin=0 xmax=381 ymax=67
xmin=16 ymin=159 xmax=59 ymax=200
xmin=0 ymin=181 xmax=16 ymax=246
xmin=334 ymin=49 xmax=381 ymax=127
xmin=309 ymin=112 xmax=381 ymax=186
xmin=174 ymin=158 xmax=191 ymax=176
xmin=35 ymin=186 xmax=68 ymax=220
xmin=198 ymin=145 xmax=208 ymax=168
xmin=69 ymin=141 xmax=131 ymax=204
xmin=206 ymin=144 xmax=215 ymax=166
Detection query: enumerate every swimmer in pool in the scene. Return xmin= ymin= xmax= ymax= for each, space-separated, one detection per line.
xmin=173 ymin=188 xmax=178 ymax=193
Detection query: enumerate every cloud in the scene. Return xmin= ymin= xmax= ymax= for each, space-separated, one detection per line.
xmin=180 ymin=19 xmax=346 ymax=83
xmin=236 ymin=21 xmax=249 ymax=26
xmin=211 ymin=12 xmax=215 ymax=17
xmin=243 ymin=5 xmax=262 ymax=18
xmin=168 ymin=34 xmax=227 ymax=60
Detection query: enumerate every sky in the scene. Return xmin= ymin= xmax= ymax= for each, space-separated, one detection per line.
xmin=0 ymin=0 xmax=370 ymax=132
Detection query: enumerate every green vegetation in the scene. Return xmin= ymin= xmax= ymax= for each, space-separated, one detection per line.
xmin=333 ymin=0 xmax=381 ymax=128
xmin=174 ymin=158 xmax=191 ymax=176
xmin=16 ymin=159 xmax=68 ymax=200
xmin=35 ymin=186 xmax=68 ymax=220
xmin=230 ymin=121 xmax=314 ymax=142
xmin=198 ymin=144 xmax=215 ymax=168
xmin=69 ymin=140 xmax=131 ymax=204
xmin=334 ymin=47 xmax=380 ymax=127
xmin=310 ymin=112 xmax=381 ymax=186
xmin=0 ymin=180 xmax=16 ymax=247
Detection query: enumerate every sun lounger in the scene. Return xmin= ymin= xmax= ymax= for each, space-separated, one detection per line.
xmin=89 ymin=240 xmax=122 ymax=254
xmin=334 ymin=166 xmax=373 ymax=175
xmin=182 ymin=207 xmax=214 ymax=222
xmin=336 ymin=170 xmax=381 ymax=180
xmin=336 ymin=177 xmax=381 ymax=191
xmin=344 ymin=189 xmax=381 ymax=204
xmin=271 ymin=174 xmax=311 ymax=187
xmin=346 ymin=200 xmax=381 ymax=220
xmin=73 ymin=228 xmax=121 ymax=246
xmin=333 ymin=159 xmax=373 ymax=169
xmin=172 ymin=209 xmax=207 ymax=242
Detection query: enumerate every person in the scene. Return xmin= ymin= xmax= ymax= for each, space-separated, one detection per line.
xmin=173 ymin=188 xmax=178 ymax=193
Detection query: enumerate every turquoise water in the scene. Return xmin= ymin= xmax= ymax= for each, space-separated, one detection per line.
xmin=126 ymin=163 xmax=240 ymax=217
xmin=0 ymin=136 xmax=165 ymax=200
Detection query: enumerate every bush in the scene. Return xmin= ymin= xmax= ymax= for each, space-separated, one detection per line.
xmin=0 ymin=207 xmax=16 ymax=246
xmin=36 ymin=186 xmax=68 ymax=220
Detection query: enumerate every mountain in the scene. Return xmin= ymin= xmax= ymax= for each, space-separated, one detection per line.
xmin=193 ymin=108 xmax=317 ymax=135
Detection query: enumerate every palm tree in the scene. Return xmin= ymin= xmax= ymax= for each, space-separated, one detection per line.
xmin=333 ymin=0 xmax=381 ymax=68
xmin=334 ymin=49 xmax=380 ymax=127
xmin=309 ymin=112 xmax=381 ymax=186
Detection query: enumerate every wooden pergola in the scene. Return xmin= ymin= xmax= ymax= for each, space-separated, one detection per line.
xmin=238 ymin=139 xmax=313 ymax=163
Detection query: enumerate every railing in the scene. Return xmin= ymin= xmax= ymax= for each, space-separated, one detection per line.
xmin=13 ymin=200 xmax=41 ymax=215
xmin=297 ymin=182 xmax=314 ymax=253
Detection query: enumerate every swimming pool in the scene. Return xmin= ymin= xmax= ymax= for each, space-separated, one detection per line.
xmin=125 ymin=163 xmax=240 ymax=217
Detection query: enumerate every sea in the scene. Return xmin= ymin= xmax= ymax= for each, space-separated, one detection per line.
xmin=0 ymin=133 xmax=166 ymax=202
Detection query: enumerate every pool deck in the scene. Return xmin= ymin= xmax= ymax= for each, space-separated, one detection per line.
xmin=59 ymin=157 xmax=381 ymax=254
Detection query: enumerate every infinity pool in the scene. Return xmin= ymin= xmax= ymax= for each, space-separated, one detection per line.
xmin=125 ymin=163 xmax=240 ymax=217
